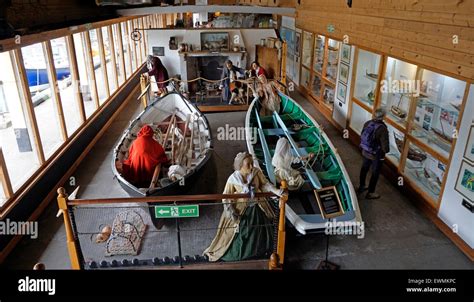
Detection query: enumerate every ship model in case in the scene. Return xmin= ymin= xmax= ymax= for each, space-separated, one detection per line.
xmin=394 ymin=133 xmax=427 ymax=162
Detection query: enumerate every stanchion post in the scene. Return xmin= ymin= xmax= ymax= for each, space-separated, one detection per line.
xmin=140 ymin=74 xmax=148 ymax=109
xmin=270 ymin=180 xmax=288 ymax=270
xmin=57 ymin=187 xmax=81 ymax=269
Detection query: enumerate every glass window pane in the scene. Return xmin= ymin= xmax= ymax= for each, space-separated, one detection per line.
xmin=404 ymin=140 xmax=444 ymax=203
xmin=386 ymin=123 xmax=405 ymax=167
xmin=0 ymin=51 xmax=41 ymax=194
xmin=302 ymin=31 xmax=313 ymax=68
xmin=322 ymin=84 xmax=335 ymax=109
xmin=324 ymin=39 xmax=340 ymax=84
xmin=311 ymin=73 xmax=321 ymax=98
xmin=128 ymin=20 xmax=138 ymax=72
xmin=354 ymin=49 xmax=381 ymax=109
xmin=313 ymin=35 xmax=324 ymax=74
xmin=89 ymin=29 xmax=107 ymax=104
xmin=50 ymin=37 xmax=81 ymax=136
xmin=112 ymin=24 xmax=126 ymax=85
xmin=300 ymin=67 xmax=310 ymax=90
xmin=380 ymin=57 xmax=417 ymax=129
xmin=73 ymin=33 xmax=95 ymax=118
xmin=102 ymin=27 xmax=117 ymax=94
xmin=121 ymin=22 xmax=132 ymax=78
xmin=21 ymin=43 xmax=64 ymax=158
xmin=410 ymin=69 xmax=465 ymax=159
xmin=349 ymin=102 xmax=372 ymax=135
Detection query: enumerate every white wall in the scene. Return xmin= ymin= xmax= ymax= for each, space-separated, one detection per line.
xmin=333 ymin=45 xmax=356 ymax=128
xmin=146 ymin=28 xmax=278 ymax=80
xmin=438 ymin=83 xmax=474 ymax=249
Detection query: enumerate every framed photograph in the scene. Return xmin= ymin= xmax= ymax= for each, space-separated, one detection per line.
xmin=200 ymin=32 xmax=229 ymax=52
xmin=463 ymin=125 xmax=474 ymax=162
xmin=341 ymin=43 xmax=351 ymax=64
xmin=152 ymin=46 xmax=165 ymax=56
xmin=455 ymin=160 xmax=474 ymax=202
xmin=339 ymin=63 xmax=349 ymax=84
xmin=336 ymin=82 xmax=347 ymax=103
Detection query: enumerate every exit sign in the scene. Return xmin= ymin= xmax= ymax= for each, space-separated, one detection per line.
xmin=155 ymin=205 xmax=200 ymax=218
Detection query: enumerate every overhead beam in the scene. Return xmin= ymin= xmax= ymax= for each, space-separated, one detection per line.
xmin=118 ymin=5 xmax=295 ymax=17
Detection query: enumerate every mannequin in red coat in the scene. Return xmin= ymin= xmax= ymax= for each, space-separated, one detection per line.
xmin=122 ymin=125 xmax=169 ymax=186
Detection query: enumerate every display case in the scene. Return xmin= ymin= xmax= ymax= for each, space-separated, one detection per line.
xmin=322 ymin=84 xmax=335 ymax=107
xmin=379 ymin=57 xmax=418 ymax=129
xmin=409 ymin=69 xmax=466 ymax=159
xmin=301 ymin=67 xmax=311 ymax=90
xmin=301 ymin=31 xmax=313 ymax=68
xmin=386 ymin=123 xmax=407 ymax=167
xmin=404 ymin=140 xmax=446 ymax=204
xmin=324 ymin=38 xmax=340 ymax=84
xmin=313 ymin=35 xmax=325 ymax=74
xmin=353 ymin=49 xmax=381 ymax=109
xmin=349 ymin=102 xmax=372 ymax=135
xmin=311 ymin=73 xmax=322 ymax=97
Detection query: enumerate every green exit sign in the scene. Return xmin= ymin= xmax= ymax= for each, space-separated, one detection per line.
xmin=155 ymin=205 xmax=200 ymax=218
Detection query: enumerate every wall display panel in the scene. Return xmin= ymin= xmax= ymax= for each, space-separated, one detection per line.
xmin=324 ymin=39 xmax=340 ymax=84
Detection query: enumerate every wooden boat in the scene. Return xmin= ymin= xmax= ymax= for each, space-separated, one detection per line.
xmin=245 ymin=91 xmax=362 ymax=234
xmin=393 ymin=133 xmax=427 ymax=162
xmin=112 ymin=92 xmax=212 ymax=226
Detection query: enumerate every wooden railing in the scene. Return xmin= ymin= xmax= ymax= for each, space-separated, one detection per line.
xmin=57 ymin=181 xmax=288 ymax=270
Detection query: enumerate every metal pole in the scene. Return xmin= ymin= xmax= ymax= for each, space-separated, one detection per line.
xmin=176 ymin=217 xmax=183 ymax=268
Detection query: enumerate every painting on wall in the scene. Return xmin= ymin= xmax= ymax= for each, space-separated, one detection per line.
xmin=339 ymin=63 xmax=349 ymax=84
xmin=200 ymin=32 xmax=229 ymax=52
xmin=464 ymin=125 xmax=474 ymax=163
xmin=455 ymin=160 xmax=474 ymax=202
xmin=341 ymin=43 xmax=351 ymax=64
xmin=336 ymin=82 xmax=347 ymax=103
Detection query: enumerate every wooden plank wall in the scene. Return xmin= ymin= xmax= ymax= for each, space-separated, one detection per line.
xmin=238 ymin=0 xmax=296 ymax=7
xmin=295 ymin=0 xmax=474 ymax=80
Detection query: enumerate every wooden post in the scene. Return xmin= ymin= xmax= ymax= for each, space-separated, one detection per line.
xmin=281 ymin=41 xmax=287 ymax=86
xmin=83 ymin=31 xmax=100 ymax=109
xmin=57 ymin=187 xmax=81 ymax=269
xmin=107 ymin=26 xmax=119 ymax=89
xmin=65 ymin=35 xmax=86 ymax=124
xmin=268 ymin=253 xmax=280 ymax=270
xmin=276 ymin=180 xmax=288 ymax=267
xmin=96 ymin=28 xmax=110 ymax=98
xmin=140 ymin=75 xmax=148 ymax=108
xmin=0 ymin=148 xmax=14 ymax=199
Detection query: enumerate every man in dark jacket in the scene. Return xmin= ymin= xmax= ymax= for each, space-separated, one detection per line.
xmin=358 ymin=108 xmax=389 ymax=199
xmin=219 ymin=60 xmax=245 ymax=104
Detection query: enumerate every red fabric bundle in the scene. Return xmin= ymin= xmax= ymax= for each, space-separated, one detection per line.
xmin=123 ymin=125 xmax=168 ymax=186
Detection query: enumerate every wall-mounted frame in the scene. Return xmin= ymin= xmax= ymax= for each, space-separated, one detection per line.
xmin=455 ymin=160 xmax=474 ymax=202
xmin=295 ymin=32 xmax=301 ymax=57
xmin=337 ymin=82 xmax=347 ymax=103
xmin=463 ymin=125 xmax=474 ymax=162
xmin=339 ymin=63 xmax=349 ymax=84
xmin=341 ymin=43 xmax=351 ymax=64
xmin=200 ymin=32 xmax=229 ymax=52
xmin=152 ymin=46 xmax=165 ymax=56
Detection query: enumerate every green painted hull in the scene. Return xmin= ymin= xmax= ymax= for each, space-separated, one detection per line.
xmin=246 ymin=92 xmax=361 ymax=234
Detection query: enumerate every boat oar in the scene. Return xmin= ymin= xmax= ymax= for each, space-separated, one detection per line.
xmin=161 ymin=110 xmax=177 ymax=148
xmin=187 ymin=117 xmax=195 ymax=169
xmin=149 ymin=164 xmax=162 ymax=190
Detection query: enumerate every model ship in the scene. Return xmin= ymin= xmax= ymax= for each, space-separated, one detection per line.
xmin=432 ymin=127 xmax=453 ymax=144
xmin=391 ymin=94 xmax=408 ymax=119
xmin=365 ymin=70 xmax=378 ymax=80
xmin=394 ymin=133 xmax=427 ymax=162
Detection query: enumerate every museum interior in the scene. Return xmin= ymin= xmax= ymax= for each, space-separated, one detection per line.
xmin=0 ymin=0 xmax=472 ymax=271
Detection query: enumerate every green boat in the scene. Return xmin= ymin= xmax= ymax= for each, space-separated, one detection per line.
xmin=245 ymin=91 xmax=362 ymax=234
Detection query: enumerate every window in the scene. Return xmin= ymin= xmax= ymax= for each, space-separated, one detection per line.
xmin=73 ymin=33 xmax=96 ymax=118
xmin=102 ymin=27 xmax=117 ymax=94
xmin=89 ymin=29 xmax=108 ymax=104
xmin=112 ymin=24 xmax=126 ymax=85
xmin=121 ymin=22 xmax=132 ymax=78
xmin=0 ymin=51 xmax=41 ymax=201
xmin=21 ymin=43 xmax=64 ymax=158
xmin=50 ymin=37 xmax=82 ymax=136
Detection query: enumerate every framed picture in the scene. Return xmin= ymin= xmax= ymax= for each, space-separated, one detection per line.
xmin=152 ymin=46 xmax=165 ymax=56
xmin=464 ymin=125 xmax=474 ymax=162
xmin=341 ymin=43 xmax=351 ymax=64
xmin=455 ymin=160 xmax=474 ymax=202
xmin=336 ymin=82 xmax=347 ymax=103
xmin=339 ymin=63 xmax=349 ymax=84
xmin=200 ymin=32 xmax=229 ymax=52
xmin=295 ymin=32 xmax=301 ymax=56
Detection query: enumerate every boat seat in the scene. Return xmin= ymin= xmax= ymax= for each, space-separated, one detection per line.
xmin=263 ymin=128 xmax=295 ymax=136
